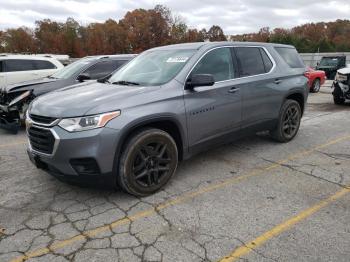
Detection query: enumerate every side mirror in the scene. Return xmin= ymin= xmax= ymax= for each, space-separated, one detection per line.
xmin=186 ymin=74 xmax=215 ymax=89
xmin=77 ymin=73 xmax=91 ymax=82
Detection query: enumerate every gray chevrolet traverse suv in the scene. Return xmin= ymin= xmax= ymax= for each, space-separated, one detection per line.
xmin=26 ymin=42 xmax=308 ymax=196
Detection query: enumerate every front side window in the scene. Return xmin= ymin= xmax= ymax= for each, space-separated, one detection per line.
xmin=235 ymin=47 xmax=266 ymax=77
xmin=32 ymin=60 xmax=56 ymax=70
xmin=4 ymin=59 xmax=36 ymax=72
xmin=51 ymin=58 xmax=95 ymax=79
xmin=83 ymin=60 xmax=127 ymax=79
xmin=190 ymin=47 xmax=234 ymax=82
xmin=109 ymin=49 xmax=195 ymax=86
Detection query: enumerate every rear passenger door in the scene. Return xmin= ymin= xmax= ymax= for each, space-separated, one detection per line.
xmin=184 ymin=47 xmax=241 ymax=148
xmin=233 ymin=47 xmax=280 ymax=128
xmin=3 ymin=59 xmax=38 ymax=85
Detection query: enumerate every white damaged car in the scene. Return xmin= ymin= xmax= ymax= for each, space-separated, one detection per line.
xmin=333 ymin=66 xmax=350 ymax=105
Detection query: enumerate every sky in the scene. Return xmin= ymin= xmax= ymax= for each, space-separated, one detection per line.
xmin=0 ymin=0 xmax=349 ymax=34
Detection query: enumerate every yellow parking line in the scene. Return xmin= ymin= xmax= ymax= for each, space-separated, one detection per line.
xmin=219 ymin=186 xmax=350 ymax=262
xmin=10 ymin=134 xmax=350 ymax=262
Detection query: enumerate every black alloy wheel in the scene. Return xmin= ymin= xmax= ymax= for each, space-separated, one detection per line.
xmin=118 ymin=128 xmax=178 ymax=196
xmin=282 ymin=103 xmax=300 ymax=140
xmin=271 ymin=99 xmax=301 ymax=143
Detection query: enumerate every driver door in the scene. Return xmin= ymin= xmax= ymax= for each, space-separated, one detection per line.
xmin=184 ymin=47 xmax=242 ymax=149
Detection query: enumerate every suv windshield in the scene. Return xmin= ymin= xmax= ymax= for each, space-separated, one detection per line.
xmin=50 ymin=58 xmax=95 ymax=79
xmin=109 ymin=49 xmax=195 ymax=86
xmin=319 ymin=57 xmax=339 ymax=67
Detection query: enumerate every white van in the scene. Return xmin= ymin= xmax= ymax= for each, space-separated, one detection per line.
xmin=0 ymin=55 xmax=64 ymax=88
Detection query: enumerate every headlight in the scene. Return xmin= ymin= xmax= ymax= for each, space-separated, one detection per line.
xmin=58 ymin=111 xmax=121 ymax=132
xmin=9 ymin=90 xmax=31 ymax=106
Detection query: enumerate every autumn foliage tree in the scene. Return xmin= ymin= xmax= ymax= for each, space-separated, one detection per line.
xmin=230 ymin=19 xmax=350 ymax=53
xmin=1 ymin=5 xmax=349 ymax=57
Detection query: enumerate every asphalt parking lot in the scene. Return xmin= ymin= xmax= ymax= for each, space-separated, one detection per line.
xmin=0 ymin=82 xmax=349 ymax=262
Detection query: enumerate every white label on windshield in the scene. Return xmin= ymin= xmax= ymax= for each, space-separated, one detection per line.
xmin=166 ymin=57 xmax=189 ymax=63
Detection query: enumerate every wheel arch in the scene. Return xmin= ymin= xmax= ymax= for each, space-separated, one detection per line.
xmin=284 ymin=92 xmax=306 ymax=115
xmin=115 ymin=116 xmax=186 ymax=169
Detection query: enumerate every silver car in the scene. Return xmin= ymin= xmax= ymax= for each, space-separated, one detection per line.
xmin=26 ymin=42 xmax=308 ymax=196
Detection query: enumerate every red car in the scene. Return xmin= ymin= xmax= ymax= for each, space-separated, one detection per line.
xmin=304 ymin=67 xmax=326 ymax=93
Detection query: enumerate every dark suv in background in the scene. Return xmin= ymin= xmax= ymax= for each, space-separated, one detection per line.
xmin=316 ymin=55 xmax=346 ymax=79
xmin=26 ymin=42 xmax=308 ymax=196
xmin=0 ymin=54 xmax=136 ymax=133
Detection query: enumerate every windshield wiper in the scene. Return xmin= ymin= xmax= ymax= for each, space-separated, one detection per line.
xmin=112 ymin=80 xmax=140 ymax=86
xmin=47 ymin=76 xmax=58 ymax=79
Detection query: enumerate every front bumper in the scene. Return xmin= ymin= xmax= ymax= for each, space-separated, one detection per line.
xmin=27 ymin=124 xmax=122 ymax=181
xmin=0 ymin=105 xmax=21 ymax=133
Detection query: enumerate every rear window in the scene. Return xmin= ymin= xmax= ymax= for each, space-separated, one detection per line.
xmin=275 ymin=47 xmax=304 ymax=68
xmin=235 ymin=47 xmax=266 ymax=77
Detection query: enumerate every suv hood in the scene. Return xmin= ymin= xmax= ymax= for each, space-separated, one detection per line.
xmin=338 ymin=67 xmax=350 ymax=75
xmin=30 ymin=81 xmax=160 ymax=118
xmin=4 ymin=77 xmax=58 ymax=93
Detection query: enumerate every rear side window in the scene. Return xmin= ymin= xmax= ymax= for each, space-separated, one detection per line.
xmin=4 ymin=59 xmax=36 ymax=72
xmin=275 ymin=47 xmax=304 ymax=68
xmin=235 ymin=47 xmax=266 ymax=77
xmin=32 ymin=60 xmax=56 ymax=70
xmin=83 ymin=60 xmax=128 ymax=79
xmin=191 ymin=47 xmax=234 ymax=82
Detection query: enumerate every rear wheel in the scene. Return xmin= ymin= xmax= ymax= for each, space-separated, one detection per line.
xmin=271 ymin=100 xmax=301 ymax=143
xmin=310 ymin=78 xmax=321 ymax=93
xmin=118 ymin=128 xmax=178 ymax=196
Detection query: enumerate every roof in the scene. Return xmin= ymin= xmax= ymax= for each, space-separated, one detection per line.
xmin=0 ymin=54 xmax=61 ymax=60
xmin=148 ymin=41 xmax=295 ymax=51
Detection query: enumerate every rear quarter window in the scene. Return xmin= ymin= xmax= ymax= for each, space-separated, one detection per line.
xmin=274 ymin=47 xmax=305 ymax=68
xmin=32 ymin=60 xmax=57 ymax=70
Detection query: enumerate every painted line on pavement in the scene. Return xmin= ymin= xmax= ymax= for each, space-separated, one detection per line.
xmin=219 ymin=186 xmax=350 ymax=262
xmin=10 ymin=134 xmax=350 ymax=262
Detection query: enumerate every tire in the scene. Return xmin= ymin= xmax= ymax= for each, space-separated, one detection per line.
xmin=271 ymin=100 xmax=302 ymax=143
xmin=333 ymin=95 xmax=345 ymax=105
xmin=118 ymin=128 xmax=178 ymax=196
xmin=310 ymin=78 xmax=321 ymax=93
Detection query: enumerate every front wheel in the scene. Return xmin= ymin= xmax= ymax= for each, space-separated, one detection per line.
xmin=271 ymin=100 xmax=302 ymax=143
xmin=118 ymin=128 xmax=178 ymax=196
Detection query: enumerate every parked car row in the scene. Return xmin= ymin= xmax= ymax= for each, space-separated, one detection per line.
xmin=23 ymin=42 xmax=309 ymax=196
xmin=0 ymin=54 xmax=136 ymax=132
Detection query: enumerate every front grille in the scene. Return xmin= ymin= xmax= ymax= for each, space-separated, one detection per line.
xmin=29 ymin=114 xmax=57 ymax=125
xmin=28 ymin=126 xmax=55 ymax=154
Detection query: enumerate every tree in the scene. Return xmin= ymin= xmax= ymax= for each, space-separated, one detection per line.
xmin=1 ymin=27 xmax=36 ymax=53
xmin=207 ymin=25 xmax=227 ymax=41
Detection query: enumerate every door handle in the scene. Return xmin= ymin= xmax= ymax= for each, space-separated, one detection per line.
xmin=274 ymin=79 xmax=282 ymax=84
xmin=228 ymin=87 xmax=240 ymax=93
